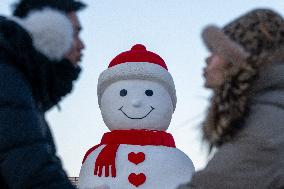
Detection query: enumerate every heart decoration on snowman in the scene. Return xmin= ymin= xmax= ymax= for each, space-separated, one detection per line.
xmin=79 ymin=44 xmax=195 ymax=189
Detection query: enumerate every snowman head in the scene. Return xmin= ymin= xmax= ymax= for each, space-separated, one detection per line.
xmin=98 ymin=44 xmax=177 ymax=131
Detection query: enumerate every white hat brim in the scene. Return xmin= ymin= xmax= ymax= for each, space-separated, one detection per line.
xmin=97 ymin=62 xmax=177 ymax=111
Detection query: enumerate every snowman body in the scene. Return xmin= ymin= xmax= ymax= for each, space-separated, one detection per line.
xmin=79 ymin=45 xmax=195 ymax=189
xmin=79 ymin=144 xmax=194 ymax=189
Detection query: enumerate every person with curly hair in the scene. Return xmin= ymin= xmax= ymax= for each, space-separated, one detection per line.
xmin=178 ymin=9 xmax=284 ymax=189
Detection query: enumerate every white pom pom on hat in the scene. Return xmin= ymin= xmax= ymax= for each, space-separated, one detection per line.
xmin=97 ymin=44 xmax=177 ymax=111
xmin=14 ymin=8 xmax=73 ymax=61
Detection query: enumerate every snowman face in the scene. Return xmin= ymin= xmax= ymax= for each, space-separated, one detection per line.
xmin=100 ymin=79 xmax=174 ymax=131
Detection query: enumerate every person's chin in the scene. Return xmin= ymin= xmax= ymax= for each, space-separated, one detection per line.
xmin=78 ymin=54 xmax=83 ymax=62
xmin=75 ymin=56 xmax=82 ymax=64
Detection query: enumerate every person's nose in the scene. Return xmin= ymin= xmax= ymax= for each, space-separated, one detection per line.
xmin=77 ymin=38 xmax=85 ymax=50
xmin=131 ymin=99 xmax=142 ymax=108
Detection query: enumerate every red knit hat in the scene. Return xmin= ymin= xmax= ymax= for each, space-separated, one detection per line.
xmin=97 ymin=44 xmax=177 ymax=110
xmin=109 ymin=44 xmax=168 ymax=70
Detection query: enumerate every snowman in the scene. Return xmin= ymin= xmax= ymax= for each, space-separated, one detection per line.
xmin=79 ymin=44 xmax=194 ymax=189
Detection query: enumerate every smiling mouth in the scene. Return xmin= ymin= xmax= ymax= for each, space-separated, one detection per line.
xmin=118 ymin=106 xmax=155 ymax=119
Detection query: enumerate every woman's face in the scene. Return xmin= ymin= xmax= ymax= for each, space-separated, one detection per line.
xmin=203 ymin=54 xmax=229 ymax=89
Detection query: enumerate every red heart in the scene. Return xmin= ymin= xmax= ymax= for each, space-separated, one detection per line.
xmin=128 ymin=173 xmax=146 ymax=187
xmin=128 ymin=152 xmax=145 ymax=165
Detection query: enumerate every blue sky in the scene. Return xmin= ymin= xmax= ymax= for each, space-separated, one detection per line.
xmin=2 ymin=0 xmax=284 ymax=176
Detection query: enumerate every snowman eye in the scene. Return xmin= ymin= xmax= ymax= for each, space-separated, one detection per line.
xmin=145 ymin=89 xmax=153 ymax=96
xmin=120 ymin=89 xmax=127 ymax=97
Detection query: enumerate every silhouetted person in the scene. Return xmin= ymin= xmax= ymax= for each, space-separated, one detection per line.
xmin=0 ymin=0 xmax=86 ymax=188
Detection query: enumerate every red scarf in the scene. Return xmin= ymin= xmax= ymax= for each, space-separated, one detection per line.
xmin=82 ymin=129 xmax=176 ymax=177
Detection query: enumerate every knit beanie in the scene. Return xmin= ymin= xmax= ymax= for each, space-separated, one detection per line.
xmin=97 ymin=44 xmax=177 ymax=111
xmin=202 ymin=9 xmax=284 ymax=64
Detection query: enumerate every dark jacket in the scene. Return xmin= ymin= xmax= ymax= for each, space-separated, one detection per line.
xmin=178 ymin=63 xmax=284 ymax=189
xmin=0 ymin=17 xmax=80 ymax=188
